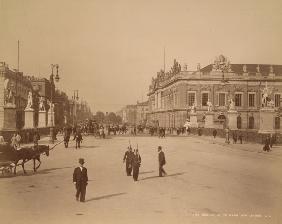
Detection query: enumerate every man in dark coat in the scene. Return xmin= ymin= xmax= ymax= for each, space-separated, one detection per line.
xmin=74 ymin=131 xmax=83 ymax=149
xmin=158 ymin=146 xmax=167 ymax=177
xmin=123 ymin=146 xmax=134 ymax=176
xmin=73 ymin=158 xmax=88 ymax=202
xmin=63 ymin=127 xmax=71 ymax=148
xmin=132 ymin=149 xmax=141 ymax=181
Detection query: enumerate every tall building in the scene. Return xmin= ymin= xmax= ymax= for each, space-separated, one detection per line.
xmin=136 ymin=101 xmax=148 ymax=125
xmin=147 ymin=55 xmax=282 ymax=132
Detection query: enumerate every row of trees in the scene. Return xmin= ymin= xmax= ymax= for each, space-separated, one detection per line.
xmin=93 ymin=111 xmax=122 ymax=124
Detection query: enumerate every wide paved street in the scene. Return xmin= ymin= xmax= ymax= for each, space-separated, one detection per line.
xmin=0 ymin=135 xmax=282 ymax=224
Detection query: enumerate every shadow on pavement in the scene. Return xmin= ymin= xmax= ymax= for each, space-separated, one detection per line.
xmin=140 ymin=172 xmax=185 ymax=181
xmin=139 ymin=170 xmax=154 ymax=175
xmin=0 ymin=166 xmax=74 ymax=178
xmin=85 ymin=192 xmax=126 ymax=202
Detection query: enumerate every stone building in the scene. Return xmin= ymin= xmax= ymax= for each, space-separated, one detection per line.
xmin=147 ymin=55 xmax=282 ymax=133
xmin=136 ymin=101 xmax=148 ymax=125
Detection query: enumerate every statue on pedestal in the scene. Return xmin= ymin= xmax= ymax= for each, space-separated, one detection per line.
xmin=262 ymin=82 xmax=272 ymax=108
xmin=25 ymin=91 xmax=33 ymax=110
xmin=228 ymin=99 xmax=235 ymax=111
xmin=39 ymin=97 xmax=45 ymax=111
xmin=191 ymin=102 xmax=196 ymax=113
xmin=207 ymin=99 xmax=213 ymax=112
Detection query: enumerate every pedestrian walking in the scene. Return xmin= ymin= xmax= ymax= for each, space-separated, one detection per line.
xmin=10 ymin=133 xmax=17 ymax=149
xmin=64 ymin=127 xmax=71 ymax=148
xmin=73 ymin=158 xmax=88 ymax=202
xmin=232 ymin=131 xmax=237 ymax=144
xmin=132 ymin=149 xmax=141 ymax=181
xmin=123 ymin=146 xmax=134 ymax=176
xmin=15 ymin=132 xmax=21 ymax=148
xmin=238 ymin=133 xmax=243 ymax=144
xmin=74 ymin=131 xmax=83 ymax=149
xmin=158 ymin=146 xmax=167 ymax=177
xmin=212 ymin=129 xmax=217 ymax=138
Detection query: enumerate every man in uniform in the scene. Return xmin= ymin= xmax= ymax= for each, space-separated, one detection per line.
xmin=73 ymin=158 xmax=88 ymax=202
xmin=123 ymin=146 xmax=134 ymax=176
xmin=158 ymin=146 xmax=167 ymax=177
xmin=132 ymin=149 xmax=141 ymax=181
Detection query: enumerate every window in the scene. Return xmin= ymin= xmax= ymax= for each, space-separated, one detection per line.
xmin=248 ymin=116 xmax=254 ymax=129
xmin=218 ymin=93 xmax=226 ymax=106
xmin=248 ymin=93 xmax=255 ymax=107
xmin=237 ymin=116 xmax=242 ymax=129
xmin=202 ymin=93 xmax=209 ymax=106
xmin=235 ymin=93 xmax=243 ymax=107
xmin=275 ymin=94 xmax=280 ymax=107
xmin=275 ymin=117 xmax=280 ymax=129
xmin=174 ymin=91 xmax=177 ymax=107
xmin=187 ymin=92 xmax=196 ymax=106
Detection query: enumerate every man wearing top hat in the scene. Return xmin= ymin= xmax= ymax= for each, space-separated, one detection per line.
xmin=158 ymin=146 xmax=167 ymax=177
xmin=73 ymin=158 xmax=88 ymax=202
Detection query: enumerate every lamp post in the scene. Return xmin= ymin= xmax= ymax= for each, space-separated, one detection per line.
xmin=72 ymin=90 xmax=79 ymax=127
xmin=49 ymin=64 xmax=60 ymax=143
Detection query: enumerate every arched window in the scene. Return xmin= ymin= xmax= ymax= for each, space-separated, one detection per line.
xmin=275 ymin=117 xmax=280 ymax=129
xmin=237 ymin=116 xmax=242 ymax=129
xmin=248 ymin=116 xmax=254 ymax=129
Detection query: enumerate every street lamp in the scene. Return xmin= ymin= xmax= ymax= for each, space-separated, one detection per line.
xmin=72 ymin=90 xmax=79 ymax=127
xmin=50 ymin=64 xmax=59 ymax=143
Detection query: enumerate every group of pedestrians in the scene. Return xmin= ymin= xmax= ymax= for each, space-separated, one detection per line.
xmin=123 ymin=145 xmax=167 ymax=181
xmin=63 ymin=127 xmax=83 ymax=149
xmin=123 ymin=146 xmax=141 ymax=181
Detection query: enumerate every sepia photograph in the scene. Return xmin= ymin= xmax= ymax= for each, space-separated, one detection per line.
xmin=0 ymin=0 xmax=282 ymax=223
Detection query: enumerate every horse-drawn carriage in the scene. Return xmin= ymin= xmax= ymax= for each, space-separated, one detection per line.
xmin=0 ymin=143 xmax=50 ymax=175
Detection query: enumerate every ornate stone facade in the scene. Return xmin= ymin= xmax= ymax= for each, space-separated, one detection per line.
xmin=147 ymin=55 xmax=282 ymax=132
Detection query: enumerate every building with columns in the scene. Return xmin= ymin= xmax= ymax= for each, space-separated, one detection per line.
xmin=147 ymin=55 xmax=282 ymax=133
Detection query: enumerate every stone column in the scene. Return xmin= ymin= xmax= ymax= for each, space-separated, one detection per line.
xmin=38 ymin=110 xmax=47 ymax=127
xmin=227 ymin=110 xmax=238 ymax=130
xmin=189 ymin=112 xmax=198 ymax=128
xmin=204 ymin=112 xmax=215 ymax=128
xmin=24 ymin=108 xmax=35 ymax=129
xmin=258 ymin=107 xmax=275 ymax=134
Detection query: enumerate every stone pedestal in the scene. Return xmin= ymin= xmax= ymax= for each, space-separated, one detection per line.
xmin=204 ymin=112 xmax=215 ymax=128
xmin=3 ymin=105 xmax=17 ymax=131
xmin=258 ymin=107 xmax=275 ymax=134
xmin=38 ymin=111 xmax=47 ymax=127
xmin=227 ymin=110 xmax=238 ymax=130
xmin=24 ymin=108 xmax=35 ymax=129
xmin=47 ymin=111 xmax=55 ymax=127
xmin=189 ymin=113 xmax=198 ymax=128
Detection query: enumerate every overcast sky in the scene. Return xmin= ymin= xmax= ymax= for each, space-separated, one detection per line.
xmin=0 ymin=0 xmax=281 ymax=113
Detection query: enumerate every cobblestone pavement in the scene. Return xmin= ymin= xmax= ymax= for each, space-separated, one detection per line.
xmin=0 ymin=134 xmax=281 ymax=224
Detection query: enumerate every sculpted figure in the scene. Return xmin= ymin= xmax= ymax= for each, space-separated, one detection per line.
xmin=207 ymin=99 xmax=213 ymax=112
xmin=26 ymin=91 xmax=33 ymax=109
xmin=229 ymin=99 xmax=235 ymax=111
xmin=39 ymin=97 xmax=45 ymax=111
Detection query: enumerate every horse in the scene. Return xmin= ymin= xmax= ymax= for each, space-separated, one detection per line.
xmin=12 ymin=145 xmax=50 ymax=174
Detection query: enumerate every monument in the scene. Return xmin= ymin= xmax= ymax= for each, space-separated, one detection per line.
xmin=227 ymin=98 xmax=238 ymax=130
xmin=24 ymin=91 xmax=35 ymax=129
xmin=3 ymin=79 xmax=17 ymax=130
xmin=258 ymin=82 xmax=275 ymax=134
xmin=38 ymin=97 xmax=47 ymax=127
xmin=189 ymin=103 xmax=198 ymax=128
xmin=47 ymin=100 xmax=55 ymax=127
xmin=204 ymin=99 xmax=215 ymax=128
